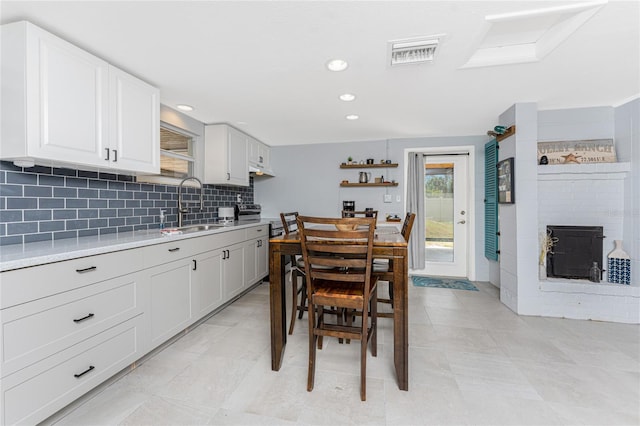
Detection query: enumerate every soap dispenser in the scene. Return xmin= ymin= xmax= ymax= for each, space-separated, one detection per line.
xmin=159 ymin=210 xmax=166 ymax=229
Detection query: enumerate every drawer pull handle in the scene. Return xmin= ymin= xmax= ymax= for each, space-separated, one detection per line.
xmin=73 ymin=313 xmax=95 ymax=323
xmin=74 ymin=365 xmax=95 ymax=378
xmin=168 ymin=247 xmax=180 ymax=252
xmin=75 ymin=266 xmax=97 ymax=273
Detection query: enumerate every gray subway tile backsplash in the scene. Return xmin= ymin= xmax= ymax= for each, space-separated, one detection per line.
xmin=0 ymin=161 xmax=254 ymax=246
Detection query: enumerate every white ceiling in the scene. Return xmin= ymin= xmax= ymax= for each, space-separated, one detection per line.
xmin=1 ymin=1 xmax=638 ymax=146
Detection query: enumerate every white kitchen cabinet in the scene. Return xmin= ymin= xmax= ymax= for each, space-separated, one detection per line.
xmin=108 ymin=66 xmax=160 ymax=174
xmin=244 ymin=225 xmax=269 ymax=285
xmin=0 ymin=249 xmax=145 ymax=425
xmin=222 ymin=242 xmax=246 ymax=300
xmin=147 ymin=259 xmax=193 ymax=348
xmin=1 ymin=316 xmax=142 ymax=426
xmin=203 ymin=124 xmax=249 ymax=186
xmin=248 ymin=136 xmax=271 ymax=173
xmin=0 ymin=21 xmax=159 ymax=174
xmin=191 ymin=248 xmax=224 ymax=319
xmin=0 ymin=224 xmax=267 ymax=425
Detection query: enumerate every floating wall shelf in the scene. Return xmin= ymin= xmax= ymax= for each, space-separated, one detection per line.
xmin=340 ymin=182 xmax=399 ymax=187
xmin=340 ymin=163 xmax=398 ymax=169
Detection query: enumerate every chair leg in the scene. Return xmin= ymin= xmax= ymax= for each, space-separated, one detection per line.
xmin=360 ymin=314 xmax=367 ymax=401
xmin=288 ymin=269 xmax=299 ymax=335
xmin=371 ymin=285 xmax=378 ymax=357
xmin=388 ymin=280 xmax=394 ymax=308
xmin=317 ymin=304 xmax=324 ymax=350
xmin=298 ymin=276 xmax=307 ymax=319
xmin=307 ymin=296 xmax=316 ymax=392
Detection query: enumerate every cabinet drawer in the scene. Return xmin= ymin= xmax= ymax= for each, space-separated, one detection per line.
xmin=1 ymin=273 xmax=142 ymax=378
xmin=1 ymin=316 xmax=141 ymax=426
xmin=0 ymin=249 xmax=138 ymax=309
xmin=247 ymin=225 xmax=268 ymax=239
xmin=143 ymin=238 xmax=202 ymax=268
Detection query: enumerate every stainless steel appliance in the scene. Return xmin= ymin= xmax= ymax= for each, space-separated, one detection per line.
xmin=234 ymin=204 xmax=261 ymax=223
xmin=218 ymin=206 xmax=235 ymax=224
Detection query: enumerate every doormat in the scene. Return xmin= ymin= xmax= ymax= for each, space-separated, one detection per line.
xmin=411 ymin=275 xmax=479 ymax=291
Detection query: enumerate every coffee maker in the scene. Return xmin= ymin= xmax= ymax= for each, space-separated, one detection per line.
xmin=342 ymin=200 xmax=355 ymax=217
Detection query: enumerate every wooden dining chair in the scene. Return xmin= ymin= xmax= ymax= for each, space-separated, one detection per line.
xmin=280 ymin=212 xmax=308 ymax=335
xmin=297 ymin=215 xmax=378 ymax=401
xmin=374 ymin=212 xmax=415 ymax=317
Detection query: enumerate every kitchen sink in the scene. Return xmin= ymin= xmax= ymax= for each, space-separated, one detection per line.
xmin=177 ymin=223 xmax=227 ymax=233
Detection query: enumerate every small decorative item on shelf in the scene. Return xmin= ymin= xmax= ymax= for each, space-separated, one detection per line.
xmin=539 ymin=230 xmax=558 ymax=280
xmin=366 ymin=158 xmax=374 ymax=164
xmin=494 ymin=125 xmax=507 ymax=135
xmin=347 ymin=156 xmax=353 ymax=164
xmin=539 ymin=155 xmax=549 ymax=165
xmin=607 ymin=240 xmax=631 ymax=285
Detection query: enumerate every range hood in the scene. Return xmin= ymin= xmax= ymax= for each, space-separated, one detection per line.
xmin=249 ymin=164 xmax=275 ymax=177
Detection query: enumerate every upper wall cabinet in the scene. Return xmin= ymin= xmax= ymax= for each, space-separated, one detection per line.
xmin=248 ymin=136 xmax=270 ymax=171
xmin=203 ymin=124 xmax=249 ymax=186
xmin=0 ymin=21 xmax=160 ymax=174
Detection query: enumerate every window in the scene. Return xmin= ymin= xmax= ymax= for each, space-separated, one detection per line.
xmin=160 ymin=126 xmax=194 ymax=178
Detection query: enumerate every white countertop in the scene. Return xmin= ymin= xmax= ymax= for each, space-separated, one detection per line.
xmin=0 ymin=220 xmax=271 ymax=272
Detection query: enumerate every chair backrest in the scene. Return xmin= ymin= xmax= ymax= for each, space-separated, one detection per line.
xmin=401 ymin=212 xmax=416 ymax=242
xmin=280 ymin=212 xmax=299 ymax=235
xmin=297 ymin=216 xmax=376 ymax=304
xmin=342 ymin=210 xmax=378 ymax=220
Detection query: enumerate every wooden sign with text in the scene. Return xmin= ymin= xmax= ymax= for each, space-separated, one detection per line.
xmin=537 ymin=139 xmax=617 ymax=164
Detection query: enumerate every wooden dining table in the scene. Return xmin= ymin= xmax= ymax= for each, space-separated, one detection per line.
xmin=268 ymin=226 xmax=409 ymax=391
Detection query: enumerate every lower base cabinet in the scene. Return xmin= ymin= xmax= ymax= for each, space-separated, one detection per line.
xmin=222 ymin=243 xmax=246 ymax=301
xmin=0 ymin=224 xmax=269 ymax=424
xmin=192 ymin=249 xmax=224 ymax=320
xmin=148 ymin=259 xmax=194 ymax=348
xmin=1 ymin=316 xmax=143 ymax=425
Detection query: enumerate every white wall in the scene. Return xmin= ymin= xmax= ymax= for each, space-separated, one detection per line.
xmin=254 ymin=135 xmax=491 ymax=281
xmin=497 ymin=103 xmax=539 ymax=314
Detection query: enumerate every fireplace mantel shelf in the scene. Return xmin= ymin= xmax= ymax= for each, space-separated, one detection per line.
xmin=538 ymin=162 xmax=630 ymax=180
xmin=540 ymin=279 xmax=639 ymax=297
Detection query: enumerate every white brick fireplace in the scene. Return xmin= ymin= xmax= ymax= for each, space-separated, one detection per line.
xmin=537 ymin=162 xmax=638 ymax=323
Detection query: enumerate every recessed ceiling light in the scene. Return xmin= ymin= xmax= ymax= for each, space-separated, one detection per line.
xmin=339 ymin=93 xmax=356 ymax=102
xmin=176 ymin=104 xmax=194 ymax=111
xmin=346 ymin=114 xmax=359 ymax=120
xmin=326 ymin=59 xmax=348 ymax=72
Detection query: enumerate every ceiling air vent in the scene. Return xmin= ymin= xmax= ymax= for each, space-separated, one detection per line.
xmin=388 ymin=36 xmax=442 ymax=66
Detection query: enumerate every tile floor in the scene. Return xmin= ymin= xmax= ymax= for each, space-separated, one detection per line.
xmin=51 ymin=279 xmax=639 ymax=425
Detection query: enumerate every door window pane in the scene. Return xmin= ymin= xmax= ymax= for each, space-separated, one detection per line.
xmin=425 ymin=163 xmax=454 ymax=262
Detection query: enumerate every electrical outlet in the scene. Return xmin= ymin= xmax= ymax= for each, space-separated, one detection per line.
xmin=384 ymin=194 xmax=392 ymax=203
xmin=396 ymin=195 xmax=401 ymax=202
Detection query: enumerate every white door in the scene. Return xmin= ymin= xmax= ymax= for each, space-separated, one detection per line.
xmin=423 ymin=155 xmax=469 ymax=277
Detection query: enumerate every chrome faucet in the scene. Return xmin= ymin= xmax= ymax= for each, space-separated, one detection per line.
xmin=178 ymin=176 xmax=204 ymax=227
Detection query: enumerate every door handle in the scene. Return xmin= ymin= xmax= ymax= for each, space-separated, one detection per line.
xmin=457 ymin=220 xmax=466 ymax=224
